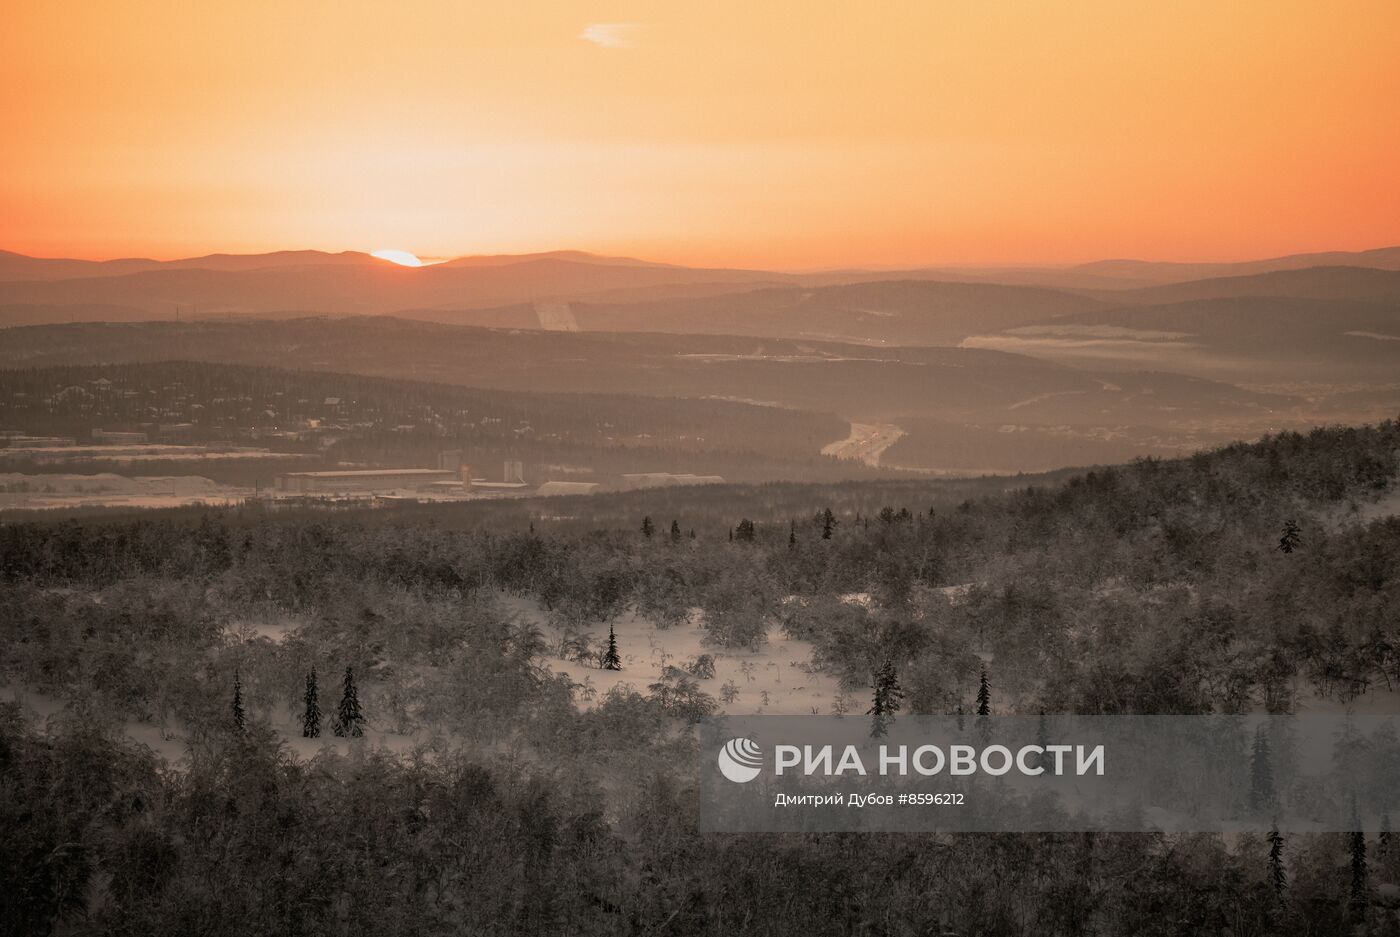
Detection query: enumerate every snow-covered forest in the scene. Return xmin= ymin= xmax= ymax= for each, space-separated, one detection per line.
xmin=5 ymin=421 xmax=1400 ymax=934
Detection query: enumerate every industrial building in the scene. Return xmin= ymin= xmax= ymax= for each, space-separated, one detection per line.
xmin=268 ymin=458 xmax=720 ymax=501
xmin=537 ymin=481 xmax=601 ymax=496
xmin=470 ymin=481 xmax=530 ymax=494
xmin=1 ymin=435 xmax=76 ymax=448
xmin=92 ymin=429 xmax=149 ymax=444
xmin=434 ymin=450 xmax=464 ymax=472
xmin=0 ymin=443 xmax=277 ymax=467
xmin=274 ymin=468 xmax=459 ymax=494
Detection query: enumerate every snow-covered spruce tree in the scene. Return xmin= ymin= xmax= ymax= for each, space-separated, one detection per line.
xmin=1351 ymin=830 xmax=1369 ymax=914
xmin=1267 ymin=824 xmax=1287 ymax=899
xmin=1351 ymin=795 xmax=1369 ymax=917
xmin=232 ymin=670 xmax=246 ymax=732
xmin=1033 ymin=710 xmax=1050 ymax=771
xmin=601 ymin=623 xmax=622 ymax=671
xmin=976 ymin=667 xmax=991 ymax=716
xmin=302 ymin=668 xmax=321 ymax=738
xmin=334 ymin=665 xmax=364 ymax=738
xmin=868 ymin=661 xmax=904 ymax=737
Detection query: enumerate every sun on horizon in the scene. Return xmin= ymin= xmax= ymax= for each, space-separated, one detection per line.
xmin=371 ymin=249 xmax=427 ymax=268
xmin=6 ymin=2 xmax=1400 ymax=267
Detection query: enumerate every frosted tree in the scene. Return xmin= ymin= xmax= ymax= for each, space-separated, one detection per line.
xmin=1350 ymin=795 xmax=1368 ymax=915
xmin=334 ymin=665 xmax=364 ymax=738
xmin=601 ymin=623 xmax=622 ymax=671
xmin=1033 ymin=710 xmax=1050 ymax=771
xmin=973 ymin=667 xmax=992 ymax=742
xmin=302 ymin=668 xmax=321 ymax=738
xmin=1267 ymin=824 xmax=1287 ymax=898
xmin=232 ymin=670 xmax=246 ymax=732
xmin=868 ymin=660 xmax=904 ymax=737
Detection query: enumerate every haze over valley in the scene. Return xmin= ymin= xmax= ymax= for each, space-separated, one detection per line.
xmin=2 ymin=244 xmax=1397 ymax=497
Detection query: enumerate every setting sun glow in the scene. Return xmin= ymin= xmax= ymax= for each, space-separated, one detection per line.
xmin=371 ymin=250 xmax=426 ymax=268
xmin=4 ymin=2 xmax=1399 ymax=267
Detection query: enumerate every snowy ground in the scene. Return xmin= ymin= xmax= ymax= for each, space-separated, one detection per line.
xmin=1291 ymin=680 xmax=1400 ymax=716
xmin=1348 ymin=487 xmax=1400 ymax=525
xmin=6 ymin=678 xmax=428 ymax=766
xmin=4 ymin=686 xmax=191 ymax=763
xmin=500 ymin=595 xmax=848 ymax=716
xmin=5 ymin=593 xmax=848 ymax=770
xmin=219 ymin=619 xmax=429 ymax=760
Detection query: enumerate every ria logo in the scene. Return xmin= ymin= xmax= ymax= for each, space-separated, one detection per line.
xmin=717 ymin=737 xmax=763 ymax=783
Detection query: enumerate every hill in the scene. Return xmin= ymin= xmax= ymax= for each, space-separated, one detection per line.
xmin=1069 ymin=246 xmax=1400 ymax=286
xmin=0 ymin=361 xmax=862 ymax=484
xmin=1090 ymin=265 xmax=1400 ymax=306
xmin=435 ymin=249 xmax=681 ymax=269
xmin=6 ymin=247 xmax=1400 ymax=330
xmin=415 ymin=279 xmax=1106 ymax=346
xmin=0 ymin=317 xmax=1307 ymax=473
xmin=0 ymin=248 xmax=380 ymax=282
xmin=0 ymin=257 xmax=797 ymax=318
xmin=5 ymin=414 xmax=1399 ymax=933
xmin=962 ymin=295 xmax=1400 ymax=389
xmin=0 ymin=316 xmax=1296 ymax=425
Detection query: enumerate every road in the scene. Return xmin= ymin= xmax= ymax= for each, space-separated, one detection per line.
xmin=821 ymin=422 xmax=906 ymax=467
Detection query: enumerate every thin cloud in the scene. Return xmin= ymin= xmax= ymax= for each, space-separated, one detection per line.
xmin=579 ymin=23 xmax=642 ymax=49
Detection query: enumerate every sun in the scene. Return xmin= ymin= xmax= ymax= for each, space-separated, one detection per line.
xmin=371 ymin=249 xmax=425 ymax=267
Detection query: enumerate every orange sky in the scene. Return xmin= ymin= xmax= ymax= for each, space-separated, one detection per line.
xmin=4 ymin=1 xmax=1399 ymax=269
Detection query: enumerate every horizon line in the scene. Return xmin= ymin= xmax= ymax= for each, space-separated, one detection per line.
xmin=4 ymin=242 xmax=1400 ymax=276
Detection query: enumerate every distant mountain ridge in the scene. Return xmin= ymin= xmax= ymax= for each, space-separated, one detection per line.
xmin=0 ymin=258 xmax=788 ymax=318
xmin=435 ymin=249 xmax=681 ymax=269
xmin=0 ymin=249 xmax=378 ymax=281
xmin=1094 ymin=266 xmax=1400 ymax=305
xmin=1070 ymin=246 xmax=1400 ymax=284
xmin=960 ymin=293 xmax=1400 ymax=385
xmin=412 ymin=279 xmax=1108 ymax=346
xmin=4 ymin=243 xmax=1399 ymax=285
xmin=2 ymin=246 xmax=1399 ymax=337
xmin=0 ymin=316 xmax=1295 ymax=428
